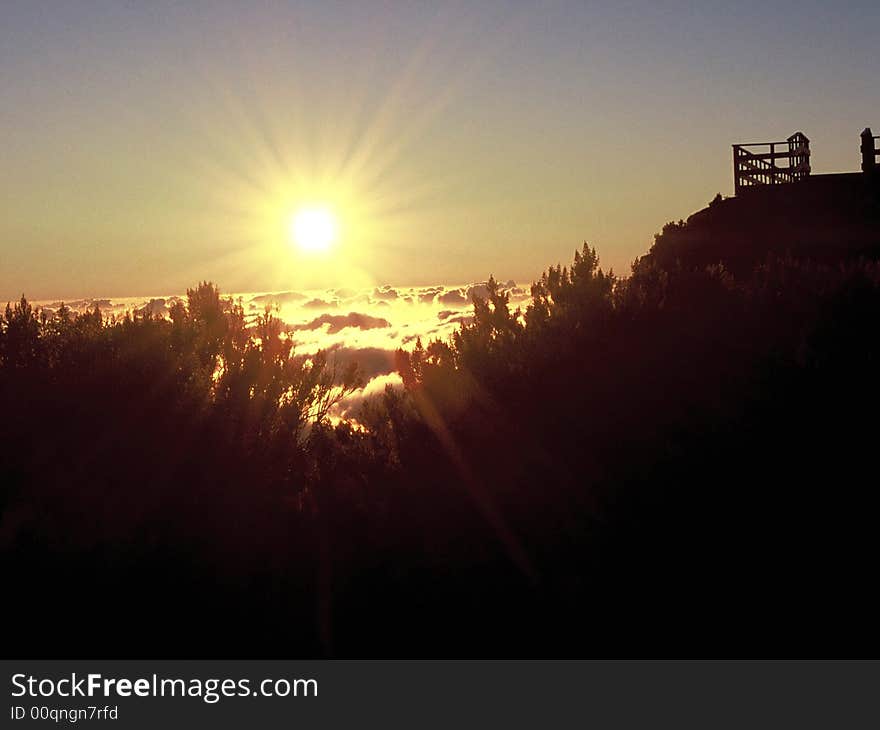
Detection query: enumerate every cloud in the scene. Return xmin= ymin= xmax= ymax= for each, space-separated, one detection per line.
xmin=438 ymin=289 xmax=466 ymax=305
xmin=64 ymin=298 xmax=113 ymax=311
xmin=333 ymin=372 xmax=405 ymax=419
xmin=416 ymin=286 xmax=444 ymax=304
xmin=327 ymin=345 xmax=397 ymax=379
xmin=138 ymin=298 xmax=169 ymax=317
xmin=302 ymin=297 xmax=339 ymax=309
xmin=291 ymin=312 xmax=391 ymax=335
xmin=251 ymin=291 xmax=307 ymax=305
xmin=373 ymin=286 xmax=398 ymax=301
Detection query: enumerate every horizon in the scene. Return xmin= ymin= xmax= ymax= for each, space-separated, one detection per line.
xmin=3 ymin=1 xmax=879 ymax=300
xmin=20 ymin=278 xmax=532 ymax=409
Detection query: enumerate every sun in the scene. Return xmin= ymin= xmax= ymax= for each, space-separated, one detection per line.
xmin=290 ymin=207 xmax=337 ymax=253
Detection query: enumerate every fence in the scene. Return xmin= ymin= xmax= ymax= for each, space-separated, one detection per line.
xmin=732 ymin=132 xmax=811 ymax=195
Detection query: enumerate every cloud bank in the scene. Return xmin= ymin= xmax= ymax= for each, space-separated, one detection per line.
xmin=31 ymin=279 xmax=531 ymax=413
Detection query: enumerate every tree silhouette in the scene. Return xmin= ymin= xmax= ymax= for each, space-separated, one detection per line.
xmin=2 ymin=202 xmax=880 ymax=658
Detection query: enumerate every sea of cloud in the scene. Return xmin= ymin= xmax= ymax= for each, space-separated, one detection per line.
xmin=32 ymin=281 xmax=532 ymax=418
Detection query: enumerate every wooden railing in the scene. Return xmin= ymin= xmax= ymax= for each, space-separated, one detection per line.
xmin=732 ymin=132 xmax=811 ymax=195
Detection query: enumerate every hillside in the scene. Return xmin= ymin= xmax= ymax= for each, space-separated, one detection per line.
xmin=639 ymin=173 xmax=880 ymax=276
xmin=2 ymin=188 xmax=880 ymax=658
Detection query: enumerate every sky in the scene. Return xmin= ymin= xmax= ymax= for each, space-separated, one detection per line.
xmin=2 ymin=0 xmax=879 ymax=300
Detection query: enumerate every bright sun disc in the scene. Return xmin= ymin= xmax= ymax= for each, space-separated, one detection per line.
xmin=290 ymin=207 xmax=337 ymax=253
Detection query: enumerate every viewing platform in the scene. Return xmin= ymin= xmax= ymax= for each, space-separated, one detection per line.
xmin=732 ymin=132 xmax=811 ymax=195
xmin=732 ymin=127 xmax=880 ymax=196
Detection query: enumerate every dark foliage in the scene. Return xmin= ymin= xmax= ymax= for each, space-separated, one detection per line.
xmin=3 ymin=209 xmax=880 ymax=656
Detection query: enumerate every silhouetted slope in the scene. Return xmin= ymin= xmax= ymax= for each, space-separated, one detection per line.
xmin=640 ymin=173 xmax=880 ymax=276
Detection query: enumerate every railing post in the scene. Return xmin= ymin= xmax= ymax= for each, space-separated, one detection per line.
xmin=733 ymin=146 xmax=740 ymax=195
xmin=769 ymin=143 xmax=776 ymax=185
xmin=861 ymin=128 xmax=875 ymax=173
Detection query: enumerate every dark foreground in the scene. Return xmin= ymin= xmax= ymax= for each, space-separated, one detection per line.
xmin=3 ymin=192 xmax=880 ymax=656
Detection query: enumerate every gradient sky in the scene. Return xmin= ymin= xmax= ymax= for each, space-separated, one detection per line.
xmin=2 ymin=0 xmax=879 ymax=300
